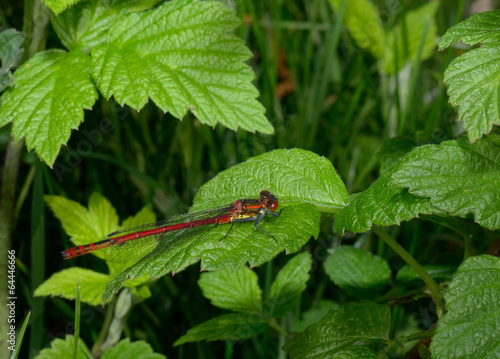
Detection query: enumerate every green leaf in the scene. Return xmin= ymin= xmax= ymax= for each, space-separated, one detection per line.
xmin=51 ymin=0 xmax=157 ymax=52
xmin=283 ymin=302 xmax=390 ymax=358
xmin=174 ymin=313 xmax=268 ymax=346
xmin=198 ymin=266 xmax=263 ymax=313
xmin=42 ymin=0 xmax=83 ymax=15
xmin=439 ymin=10 xmax=500 ymax=50
xmin=0 ymin=29 xmax=24 ymax=92
xmin=34 ymin=268 xmax=111 ymax=306
xmin=101 ymin=338 xmax=165 ymax=359
xmin=0 ymin=50 xmax=98 ymax=166
xmin=192 ymin=149 xmax=348 ymax=213
xmin=391 ymin=134 xmax=500 ymax=230
xmin=442 ymin=45 xmax=500 ymax=141
xmin=430 ymin=255 xmax=500 ymax=359
xmin=382 ymin=2 xmax=439 ymax=73
xmin=102 ymin=150 xmax=328 ymax=303
xmin=324 ymin=246 xmax=390 ymax=299
xmin=267 ymin=252 xmax=312 ymax=317
xmin=334 ymin=151 xmax=433 ymax=234
xmin=329 ymin=0 xmax=384 ymax=57
xmin=34 ymin=335 xmax=89 ymax=359
xmin=45 ymin=193 xmax=120 ymax=260
xmin=293 ymin=300 xmax=340 ymax=333
xmin=91 ymin=0 xmax=272 ymax=134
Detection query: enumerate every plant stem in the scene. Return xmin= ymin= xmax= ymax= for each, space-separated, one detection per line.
xmin=269 ymin=319 xmax=287 ymax=337
xmin=372 ymin=226 xmax=445 ymax=316
xmin=0 ymin=139 xmax=24 ymax=354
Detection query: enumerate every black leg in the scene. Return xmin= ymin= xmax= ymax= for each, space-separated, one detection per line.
xmin=218 ymin=221 xmax=236 ymax=243
xmin=254 ymin=211 xmax=278 ymax=242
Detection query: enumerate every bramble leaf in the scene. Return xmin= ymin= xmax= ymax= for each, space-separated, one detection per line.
xmin=34 ymin=268 xmax=111 ymax=306
xmin=442 ymin=45 xmax=500 ymax=141
xmin=50 ymin=0 xmax=156 ymax=51
xmin=100 ymin=338 xmax=165 ymax=359
xmin=102 ymin=150 xmax=330 ymax=303
xmin=91 ymin=0 xmax=272 ymax=134
xmin=174 ymin=313 xmax=268 ymax=346
xmin=430 ymin=255 xmax=500 ymax=358
xmin=439 ymin=10 xmax=500 ymax=50
xmin=198 ymin=266 xmax=262 ymax=313
xmin=324 ymin=246 xmax=390 ymax=299
xmin=35 ymin=335 xmax=89 ymax=359
xmin=0 ymin=50 xmax=98 ymax=166
xmin=392 ymin=134 xmax=500 ymax=230
xmin=268 ymin=252 xmax=312 ymax=317
xmin=192 ymin=149 xmax=348 ymax=213
xmin=283 ymin=302 xmax=390 ymax=358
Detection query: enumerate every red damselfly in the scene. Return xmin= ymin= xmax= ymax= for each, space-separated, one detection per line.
xmin=62 ymin=190 xmax=284 ymax=263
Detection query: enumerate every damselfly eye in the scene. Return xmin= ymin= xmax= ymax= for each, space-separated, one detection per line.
xmin=269 ymin=201 xmax=278 ymax=211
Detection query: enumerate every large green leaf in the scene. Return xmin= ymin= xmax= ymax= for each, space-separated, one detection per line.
xmin=192 ymin=149 xmax=348 ymax=213
xmin=430 ymin=255 xmax=500 ymax=358
xmin=324 ymin=246 xmax=390 ymax=299
xmin=174 ymin=313 xmax=268 ymax=346
xmin=442 ymin=44 xmax=500 ymax=141
xmin=283 ymin=302 xmax=390 ymax=358
xmin=0 ymin=50 xmax=98 ymax=166
xmin=35 ymin=335 xmax=89 ymax=359
xmin=439 ymin=10 xmax=500 ymax=50
xmin=329 ymin=0 xmax=384 ymax=57
xmin=91 ymin=0 xmax=272 ymax=134
xmin=0 ymin=29 xmax=24 ymax=92
xmin=34 ymin=268 xmax=111 ymax=306
xmin=267 ymin=252 xmax=312 ymax=317
xmin=101 ymin=338 xmax=165 ymax=359
xmin=334 ymin=151 xmax=433 ymax=234
xmin=198 ymin=266 xmax=262 ymax=313
xmin=43 ymin=194 xmax=153 ymax=304
xmin=102 ymin=150 xmax=333 ymax=303
xmin=391 ymin=134 xmax=500 ymax=230
xmin=50 ymin=0 xmax=156 ymax=52
xmin=382 ymin=2 xmax=439 ymax=73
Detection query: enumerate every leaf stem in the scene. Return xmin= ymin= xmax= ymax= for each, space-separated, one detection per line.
xmin=269 ymin=319 xmax=288 ymax=337
xmin=372 ymin=226 xmax=444 ymax=316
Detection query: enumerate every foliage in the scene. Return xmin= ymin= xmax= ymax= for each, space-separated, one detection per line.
xmin=0 ymin=0 xmax=271 ymax=166
xmin=2 ymin=0 xmax=500 ymax=358
xmin=439 ymin=9 xmax=500 ymax=142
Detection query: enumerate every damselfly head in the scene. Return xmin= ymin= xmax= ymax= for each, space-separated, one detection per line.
xmin=260 ymin=190 xmax=279 ymax=211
